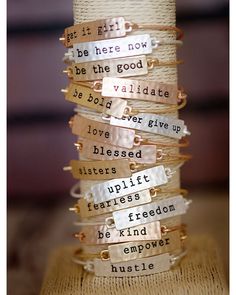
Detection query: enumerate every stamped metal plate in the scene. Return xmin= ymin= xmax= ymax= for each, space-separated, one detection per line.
xmin=78 ymin=189 xmax=152 ymax=218
xmin=64 ymin=83 xmax=108 ymax=112
xmin=94 ymin=253 xmax=171 ymax=277
xmin=113 ymin=195 xmax=188 ymax=230
xmin=102 ymin=77 xmax=178 ymax=104
xmin=72 ymin=115 xmax=135 ymax=148
xmin=70 ymin=34 xmax=153 ymax=63
xmin=63 ymin=17 xmax=126 ymax=47
xmin=109 ymin=113 xmax=187 ymax=139
xmin=69 ymin=56 xmax=148 ymax=81
xmin=108 ymin=230 xmax=181 ymax=263
xmin=79 ymin=221 xmax=161 ymax=244
xmin=86 ymin=165 xmax=168 ymax=204
xmin=69 ymin=159 xmax=132 ymax=180
xmin=79 ymin=139 xmax=157 ymax=164
xmin=64 ymin=83 xmax=127 ymax=118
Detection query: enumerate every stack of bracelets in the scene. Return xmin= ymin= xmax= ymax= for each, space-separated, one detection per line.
xmin=60 ymin=17 xmax=192 ymax=277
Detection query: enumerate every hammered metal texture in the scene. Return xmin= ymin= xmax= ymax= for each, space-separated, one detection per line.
xmin=108 ymin=230 xmax=181 ymax=263
xmin=72 ymin=115 xmax=136 ymax=148
xmin=64 ymin=17 xmax=126 ymax=47
xmin=72 ymin=34 xmax=153 ymax=63
xmin=94 ymin=253 xmax=171 ymax=277
xmin=78 ymin=189 xmax=152 ymax=218
xmin=80 ymin=221 xmax=161 ymax=244
xmin=70 ymin=159 xmax=132 ymax=180
xmin=102 ymin=77 xmax=178 ymax=104
xmin=88 ymin=165 xmax=168 ymax=203
xmin=110 ymin=113 xmax=186 ymax=139
xmin=79 ymin=139 xmax=157 ymax=163
xmin=70 ymin=56 xmax=148 ymax=81
xmin=113 ymin=195 xmax=187 ymax=230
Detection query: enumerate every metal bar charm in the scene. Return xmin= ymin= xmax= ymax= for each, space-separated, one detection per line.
xmin=63 ymin=83 xmax=128 ymax=118
xmin=109 ymin=113 xmax=188 ymax=139
xmin=85 ymin=165 xmax=168 ymax=204
xmin=67 ymin=34 xmax=154 ymax=63
xmin=71 ymin=115 xmax=136 ymax=148
xmin=62 ymin=17 xmax=127 ymax=47
xmin=101 ymin=77 xmax=178 ymax=104
xmin=77 ymin=189 xmax=152 ymax=218
xmin=68 ymin=159 xmax=132 ymax=180
xmin=78 ymin=221 xmax=161 ymax=244
xmin=113 ymin=195 xmax=188 ymax=230
xmin=79 ymin=139 xmax=157 ymax=164
xmin=63 ymin=82 xmax=109 ymax=112
xmin=67 ymin=56 xmax=148 ymax=81
xmin=94 ymin=253 xmax=171 ymax=277
xmin=106 ymin=231 xmax=181 ymax=263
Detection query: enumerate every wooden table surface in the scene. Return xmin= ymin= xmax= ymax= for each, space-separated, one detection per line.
xmin=7 ymin=188 xmax=229 ymax=295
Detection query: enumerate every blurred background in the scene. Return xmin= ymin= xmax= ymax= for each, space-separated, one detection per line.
xmin=7 ymin=0 xmax=229 ymax=294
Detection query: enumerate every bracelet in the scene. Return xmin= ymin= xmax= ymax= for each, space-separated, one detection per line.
xmin=69 ymin=186 xmax=189 ymax=219
xmin=69 ymin=115 xmax=189 ymax=149
xmin=63 ymin=34 xmax=183 ymax=64
xmin=70 ymin=181 xmax=188 ymax=200
xmin=101 ymin=113 xmax=190 ymax=140
xmin=82 ymin=228 xmax=187 ymax=263
xmin=63 ymin=56 xmax=183 ymax=82
xmin=72 ymin=248 xmax=187 ymax=277
xmin=73 ymin=222 xmax=187 ymax=243
xmin=75 ymin=139 xmax=191 ymax=164
xmin=73 ymin=94 xmax=187 ymax=118
xmin=72 ymin=78 xmax=186 ymax=105
xmin=68 ymin=163 xmax=185 ymax=204
xmin=72 ymin=195 xmax=191 ymax=231
xmin=63 ymin=154 xmax=191 ymax=180
xmin=69 ymin=180 xmax=189 ymax=217
xmin=73 ymin=96 xmax=187 ymax=118
xmin=60 ymin=17 xmax=183 ymax=47
xmin=61 ymin=82 xmax=187 ymax=119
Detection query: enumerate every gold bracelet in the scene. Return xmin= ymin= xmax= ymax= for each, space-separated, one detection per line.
xmin=63 ymin=57 xmax=183 ymax=82
xmin=61 ymin=82 xmax=187 ymax=119
xmin=69 ymin=114 xmax=190 ymax=149
xmin=60 ymin=17 xmax=183 ymax=47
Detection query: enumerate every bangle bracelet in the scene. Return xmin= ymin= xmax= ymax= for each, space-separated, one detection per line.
xmin=75 ymin=228 xmax=187 ymax=260
xmin=75 ymin=139 xmax=191 ymax=164
xmin=69 ymin=187 xmax=189 ymax=219
xmin=73 ymin=97 xmax=187 ymax=119
xmin=69 ymin=178 xmax=188 ymax=201
xmin=72 ymin=196 xmax=191 ymax=231
xmin=68 ymin=163 xmax=185 ymax=204
xmin=75 ymin=105 xmax=191 ymax=140
xmin=63 ymin=156 xmax=191 ymax=181
xmin=69 ymin=115 xmax=189 ymax=149
xmin=60 ymin=17 xmax=183 ymax=47
xmin=70 ymin=187 xmax=189 ymax=219
xmin=72 ymin=248 xmax=187 ymax=277
xmin=63 ymin=56 xmax=183 ymax=82
xmin=98 ymin=230 xmax=186 ymax=263
xmin=69 ymin=181 xmax=188 ymax=202
xmin=72 ymin=95 xmax=187 ymax=118
xmin=73 ymin=222 xmax=187 ymax=243
xmin=69 ymin=181 xmax=189 ymax=218
xmin=101 ymin=113 xmax=190 ymax=140
xmin=61 ymin=82 xmax=187 ymax=119
xmin=72 ymin=78 xmax=186 ymax=106
xmin=63 ymin=34 xmax=183 ymax=64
